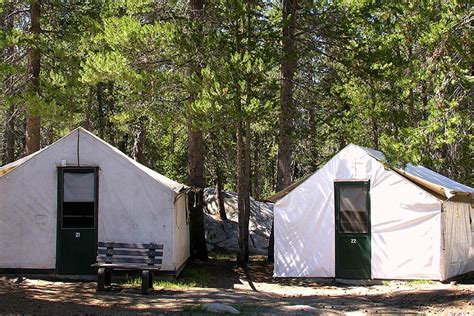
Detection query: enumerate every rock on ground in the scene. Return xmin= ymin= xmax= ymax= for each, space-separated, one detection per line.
xmin=203 ymin=188 xmax=273 ymax=255
xmin=202 ymin=303 xmax=240 ymax=314
xmin=281 ymin=305 xmax=319 ymax=312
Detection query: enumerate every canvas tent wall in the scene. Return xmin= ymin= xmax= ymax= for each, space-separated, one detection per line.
xmin=271 ymin=144 xmax=473 ymax=281
xmin=0 ymin=127 xmax=190 ymax=275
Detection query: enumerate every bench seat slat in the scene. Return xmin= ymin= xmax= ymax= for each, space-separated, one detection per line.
xmin=98 ymin=242 xmax=163 ymax=250
xmin=96 ymin=256 xmax=162 ymax=264
xmin=97 ymin=248 xmax=163 ymax=257
xmin=91 ymin=263 xmax=162 ymax=271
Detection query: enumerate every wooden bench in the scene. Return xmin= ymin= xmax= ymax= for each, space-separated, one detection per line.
xmin=91 ymin=241 xmax=163 ymax=294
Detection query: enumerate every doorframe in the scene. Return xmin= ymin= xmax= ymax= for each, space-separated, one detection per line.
xmin=334 ymin=180 xmax=371 ymax=279
xmin=56 ymin=166 xmax=99 ymax=274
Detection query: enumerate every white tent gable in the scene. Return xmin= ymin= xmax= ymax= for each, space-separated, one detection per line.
xmin=0 ymin=127 xmax=185 ymax=192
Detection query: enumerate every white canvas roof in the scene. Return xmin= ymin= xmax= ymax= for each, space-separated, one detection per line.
xmin=0 ymin=127 xmax=185 ymax=192
xmin=268 ymin=144 xmax=472 ymax=202
xmin=358 ymin=145 xmax=472 ymax=199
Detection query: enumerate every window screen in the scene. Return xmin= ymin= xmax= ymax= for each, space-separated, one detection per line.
xmin=64 ymin=172 xmax=95 ymax=202
xmin=339 ymin=186 xmax=369 ymax=233
xmin=62 ymin=171 xmax=95 ymax=229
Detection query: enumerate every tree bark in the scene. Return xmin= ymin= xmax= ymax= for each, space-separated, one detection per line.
xmin=369 ymin=86 xmax=379 ymax=150
xmin=276 ymin=0 xmax=296 ymax=192
xmin=25 ymin=0 xmax=41 ymax=155
xmin=97 ymin=83 xmax=105 ymax=139
xmin=216 ymin=165 xmax=227 ymax=221
xmin=236 ymin=115 xmax=250 ymax=265
xmin=4 ymin=104 xmax=16 ymax=163
xmin=236 ymin=8 xmax=253 ymax=266
xmin=268 ymin=221 xmax=275 ymax=262
xmin=106 ymin=82 xmax=115 ymax=145
xmin=132 ymin=127 xmax=146 ymax=164
xmin=118 ymin=133 xmax=128 ymax=154
xmin=187 ymin=122 xmax=205 ymax=188
xmin=187 ymin=121 xmax=208 ymax=260
xmin=270 ymin=0 xmax=297 ymax=263
xmin=252 ymin=133 xmax=260 ymax=200
xmin=187 ymin=0 xmax=208 ymax=261
xmin=2 ymin=4 xmax=16 ymax=164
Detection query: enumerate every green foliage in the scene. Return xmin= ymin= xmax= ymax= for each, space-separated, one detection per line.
xmin=0 ymin=0 xmax=471 ymax=190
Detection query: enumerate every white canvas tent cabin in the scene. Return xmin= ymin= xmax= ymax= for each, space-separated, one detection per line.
xmin=0 ymin=127 xmax=190 ymax=276
xmin=269 ymin=144 xmax=473 ymax=281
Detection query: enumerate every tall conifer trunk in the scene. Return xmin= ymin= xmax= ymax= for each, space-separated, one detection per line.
xmin=4 ymin=103 xmax=16 ymax=163
xmin=187 ymin=0 xmax=208 ymax=261
xmin=215 ymin=165 xmax=227 ymax=220
xmin=3 ymin=3 xmax=16 ymax=164
xmin=269 ymin=0 xmax=297 ymax=262
xmin=132 ymin=119 xmax=146 ymax=164
xmin=276 ymin=0 xmax=296 ymax=192
xmin=236 ymin=5 xmax=253 ymax=266
xmin=25 ymin=0 xmax=41 ymax=155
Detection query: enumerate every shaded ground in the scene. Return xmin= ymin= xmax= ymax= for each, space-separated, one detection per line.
xmin=0 ymin=258 xmax=473 ymax=315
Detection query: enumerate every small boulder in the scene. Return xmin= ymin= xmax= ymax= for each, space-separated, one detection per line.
xmin=202 ymin=303 xmax=240 ymax=314
xmin=282 ymin=305 xmax=319 ymax=312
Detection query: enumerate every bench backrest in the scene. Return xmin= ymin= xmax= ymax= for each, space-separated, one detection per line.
xmin=96 ymin=242 xmax=164 ymax=267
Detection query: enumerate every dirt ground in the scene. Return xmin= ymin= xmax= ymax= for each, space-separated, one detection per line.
xmin=0 ymin=259 xmax=473 ymax=315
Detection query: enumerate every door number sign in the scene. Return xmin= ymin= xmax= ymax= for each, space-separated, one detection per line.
xmin=351 ymin=238 xmax=357 ymax=244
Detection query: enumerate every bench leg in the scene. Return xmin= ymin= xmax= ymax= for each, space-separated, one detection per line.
xmin=149 ymin=271 xmax=154 ymax=290
xmin=141 ymin=270 xmax=150 ymax=295
xmin=105 ymin=269 xmax=112 ymax=286
xmin=97 ymin=268 xmax=105 ymax=291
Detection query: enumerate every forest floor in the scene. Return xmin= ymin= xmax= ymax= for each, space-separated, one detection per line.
xmin=0 ymin=257 xmax=473 ymax=315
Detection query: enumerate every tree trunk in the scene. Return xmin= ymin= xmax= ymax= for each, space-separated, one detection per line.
xmin=2 ymin=5 xmax=16 ymax=164
xmin=187 ymin=121 xmax=208 ymax=260
xmin=132 ymin=127 xmax=146 ymax=164
xmin=118 ymin=133 xmax=128 ymax=154
xmin=370 ymin=88 xmax=379 ymax=150
xmin=4 ymin=104 xmax=16 ymax=163
xmin=268 ymin=222 xmax=275 ymax=262
xmin=216 ymin=165 xmax=227 ymax=221
xmin=236 ymin=116 xmax=250 ymax=265
xmin=276 ymin=0 xmax=296 ymax=192
xmin=244 ymin=120 xmax=251 ymax=262
xmin=236 ymin=8 xmax=253 ymax=266
xmin=97 ymin=83 xmax=105 ymax=139
xmin=25 ymin=0 xmax=41 ymax=155
xmin=307 ymin=106 xmax=318 ymax=170
xmin=270 ymin=0 xmax=297 ymax=263
xmin=252 ymin=133 xmax=260 ymax=200
xmin=186 ymin=0 xmax=208 ymax=261
xmin=106 ymin=82 xmax=115 ymax=145
xmin=188 ymin=187 xmax=207 ymax=261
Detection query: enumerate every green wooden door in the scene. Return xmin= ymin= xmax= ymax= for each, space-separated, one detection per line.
xmin=335 ymin=181 xmax=371 ymax=279
xmin=57 ymin=168 xmax=98 ymax=275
